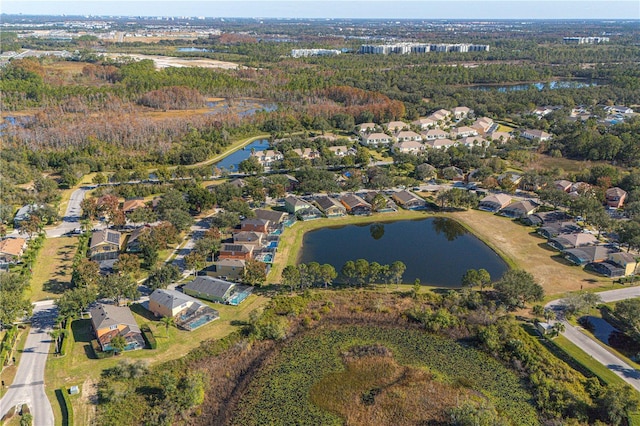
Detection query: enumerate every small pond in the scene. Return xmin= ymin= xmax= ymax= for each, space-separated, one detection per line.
xmin=177 ymin=47 xmax=212 ymax=52
xmin=213 ymin=139 xmax=270 ymax=172
xmin=298 ymin=217 xmax=508 ymax=287
xmin=469 ymin=80 xmax=601 ymax=92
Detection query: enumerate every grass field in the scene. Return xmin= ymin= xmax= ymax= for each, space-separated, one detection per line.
xmin=45 ymin=294 xmax=267 ymax=425
xmin=29 ymin=236 xmax=77 ymax=302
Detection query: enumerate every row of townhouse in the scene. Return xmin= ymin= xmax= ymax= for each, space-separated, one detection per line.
xmin=250 ymin=145 xmax=356 ymax=168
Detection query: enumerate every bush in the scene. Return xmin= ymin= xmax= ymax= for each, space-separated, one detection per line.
xmin=141 ymin=325 xmax=157 ymax=349
xmin=58 ymin=388 xmax=74 ymax=426
xmin=59 ymin=320 xmax=72 ymax=357
xmin=91 ymin=340 xmax=114 ymax=359
xmin=0 ymin=326 xmax=20 ymax=366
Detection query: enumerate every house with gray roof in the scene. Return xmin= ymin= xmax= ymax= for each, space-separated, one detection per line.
xmin=478 ymin=194 xmax=512 ymax=212
xmin=148 ymin=289 xmax=219 ymax=330
xmin=233 ymin=231 xmax=266 ymax=246
xmin=284 ymin=196 xmax=311 ymax=214
xmin=500 ymin=200 xmax=539 ymax=219
xmin=548 ymin=232 xmax=598 ymax=251
xmin=89 ymin=229 xmax=122 ymax=261
xmin=90 ymin=304 xmax=144 ymax=352
xmin=391 ymin=190 xmax=426 ymax=210
xmin=183 ymin=276 xmax=253 ymax=305
xmin=13 ymin=204 xmax=44 ymax=227
xmin=314 ymin=196 xmax=346 ymax=217
xmin=255 ymin=209 xmax=288 ymax=225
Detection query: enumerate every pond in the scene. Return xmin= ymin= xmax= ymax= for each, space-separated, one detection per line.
xmin=469 ymin=80 xmax=601 ymax=92
xmin=213 ymin=139 xmax=270 ymax=173
xmin=177 ymin=47 xmax=212 ymax=52
xmin=298 ymin=217 xmax=508 ymax=288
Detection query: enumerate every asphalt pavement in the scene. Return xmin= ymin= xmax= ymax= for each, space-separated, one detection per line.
xmin=0 ymin=301 xmax=57 ymax=425
xmin=547 ymin=287 xmax=640 ymax=391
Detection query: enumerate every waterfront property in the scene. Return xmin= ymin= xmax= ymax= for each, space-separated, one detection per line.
xmin=548 ymin=233 xmax=598 ymax=251
xmin=314 ymin=196 xmax=347 ymax=217
xmin=478 ymin=194 xmax=512 ymax=212
xmin=298 ymin=217 xmax=507 ymax=287
xmin=340 ymin=193 xmax=372 ymax=216
xmin=148 ymin=289 xmax=219 ymax=330
xmin=183 ymin=276 xmax=253 ymax=305
xmin=391 ymin=190 xmax=426 ymax=210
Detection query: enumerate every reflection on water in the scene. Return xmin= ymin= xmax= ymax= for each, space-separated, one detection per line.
xmin=469 ymin=80 xmax=600 ymax=92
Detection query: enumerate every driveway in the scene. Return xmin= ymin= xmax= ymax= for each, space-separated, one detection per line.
xmin=547 ymin=287 xmax=640 ymax=391
xmin=0 ymin=300 xmax=56 ymax=425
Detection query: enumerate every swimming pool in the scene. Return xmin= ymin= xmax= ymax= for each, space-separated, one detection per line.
xmin=268 ymin=241 xmax=278 ymax=249
xmin=187 ymin=315 xmax=214 ymax=330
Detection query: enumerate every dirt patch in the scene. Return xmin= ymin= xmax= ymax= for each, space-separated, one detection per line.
xmin=78 ymin=377 xmax=98 ymax=425
xmin=103 ymin=53 xmax=241 ymax=69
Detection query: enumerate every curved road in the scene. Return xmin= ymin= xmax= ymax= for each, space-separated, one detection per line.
xmin=0 ymin=301 xmax=56 ymax=425
xmin=547 ymin=287 xmax=640 ymax=391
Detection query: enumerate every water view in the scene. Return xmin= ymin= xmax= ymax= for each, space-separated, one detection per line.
xmin=213 ymin=139 xmax=270 ymax=172
xmin=469 ymin=80 xmax=600 ymax=92
xmin=298 ymin=217 xmax=508 ymax=287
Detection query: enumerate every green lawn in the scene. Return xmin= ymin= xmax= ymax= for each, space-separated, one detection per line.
xmin=0 ymin=326 xmax=30 ymax=400
xmin=29 ymin=236 xmax=77 ymax=302
xmin=45 ymin=294 xmax=268 ymax=425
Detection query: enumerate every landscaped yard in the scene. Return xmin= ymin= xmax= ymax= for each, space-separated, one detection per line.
xmin=29 ymin=236 xmax=77 ymax=302
xmin=44 ymin=293 xmax=268 ymax=425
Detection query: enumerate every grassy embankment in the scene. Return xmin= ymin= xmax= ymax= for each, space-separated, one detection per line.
xmin=272 ymin=207 xmax=612 ymax=296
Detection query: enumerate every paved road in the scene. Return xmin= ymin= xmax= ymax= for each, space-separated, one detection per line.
xmin=46 ymin=186 xmax=91 ymax=238
xmin=0 ymin=301 xmax=57 ymax=425
xmin=547 ymin=287 xmax=640 ymax=391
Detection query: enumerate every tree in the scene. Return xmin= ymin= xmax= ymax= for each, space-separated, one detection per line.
xmin=72 ymin=258 xmax=100 ymax=290
xmin=461 ymin=269 xmax=479 ymax=288
xmin=110 ymin=335 xmax=127 ymax=355
xmin=613 ymin=298 xmax=640 ymax=343
xmin=597 ymin=385 xmax=640 ymax=426
xmin=194 ymin=236 xmax=220 ymax=262
xmin=162 ymin=209 xmax=194 ymax=232
xmin=538 ymin=188 xmax=570 ymax=210
xmin=161 ymin=316 xmax=175 ymax=337
xmin=550 ymin=322 xmax=565 ymax=337
xmin=238 ymin=156 xmax=264 ymax=175
xmin=341 ymin=260 xmax=356 ymax=286
xmin=244 ymin=259 xmax=267 ymax=286
xmin=99 ymin=274 xmax=139 ymax=305
xmin=156 ymin=189 xmax=188 ymax=215
xmin=354 ymin=259 xmax=370 ymax=287
xmin=389 ymin=261 xmax=406 ymax=286
xmin=282 ymin=265 xmax=301 ymax=293
xmin=55 ymin=287 xmax=95 ymax=320
xmin=477 ymin=269 xmax=491 ymax=290
xmin=562 ymin=292 xmax=602 ymax=317
xmin=319 ymin=264 xmax=337 ymax=288
xmin=146 ymin=264 xmax=181 ymax=290
xmin=494 ymin=270 xmax=544 ymax=309
xmin=113 ymin=254 xmax=140 ymax=278
xmin=0 ymin=274 xmax=31 ymax=327
xmin=184 ymin=251 xmax=205 ymax=276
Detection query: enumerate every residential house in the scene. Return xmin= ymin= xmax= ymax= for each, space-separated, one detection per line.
xmin=441 ymin=166 xmax=465 ymax=182
xmin=471 ymin=117 xmax=494 ymax=134
xmin=478 ymin=194 xmax=512 ymax=212
xmin=425 ymin=138 xmax=457 ymax=149
xmin=564 ymin=245 xmax=617 ymax=266
xmin=392 ymin=190 xmax=426 ymax=210
xmin=548 ymin=233 xmax=598 ymax=251
xmin=608 ymin=252 xmax=637 ymax=276
xmin=183 ymin=276 xmax=253 ymax=305
xmin=255 ymin=209 xmax=288 ymax=226
xmin=449 ymin=126 xmax=478 ymax=139
xmin=605 ymin=187 xmax=627 ymax=209
xmin=533 ymin=106 xmax=553 ymax=117
xmin=240 ymin=218 xmax=270 ymax=233
xmin=13 ymin=204 xmax=44 ymax=227
xmin=90 ymin=304 xmax=144 ymax=352
xmin=88 ymin=229 xmax=122 ymax=261
xmin=122 ymin=198 xmax=147 ymax=214
xmin=429 ymin=109 xmax=451 ymax=122
xmin=227 ymin=178 xmax=246 ymax=189
xmin=296 ymin=205 xmax=324 ymax=221
xmin=537 ymin=221 xmax=581 ymax=239
xmin=384 ymin=121 xmax=407 ymax=132
xmin=250 ymin=150 xmax=284 ymax=168
xmin=283 ymin=174 xmax=300 ymax=192
xmin=394 ymin=130 xmax=422 ymax=142
xmin=554 ymin=180 xmax=573 ymax=192
xmin=500 ymin=200 xmax=538 ymax=219
xmin=452 ymin=106 xmax=472 ymax=120
xmin=148 ymin=289 xmax=219 ymax=330
xmin=411 ymin=117 xmax=437 ymax=130
xmin=357 ymin=122 xmax=377 ymax=133
xmin=422 ymin=129 xmax=449 ymax=140
xmin=0 ymin=237 xmax=27 ymax=266
xmin=606 ymin=105 xmax=633 ymax=114
xmin=206 ymin=258 xmax=246 ymax=281
xmin=487 ymin=131 xmax=512 ymax=142
xmin=233 ymin=231 xmax=266 ymax=246
xmin=314 ymin=196 xmax=346 ymax=217
xmin=218 ymin=243 xmax=254 ymax=261
xmin=460 ymin=136 xmax=487 ymax=147
xmin=521 ymin=129 xmax=552 ymax=141
xmin=362 ymin=132 xmax=393 ymax=147
xmin=393 ymin=140 xmax=424 ymax=154
xmin=292 ymin=148 xmax=320 ymax=160
xmin=536 ymin=322 xmax=554 ymax=336
xmin=340 ymin=193 xmax=372 ymax=216
xmin=327 ymin=146 xmax=354 ymax=157
xmin=364 ymin=192 xmax=397 ymax=213
xmin=588 ymin=261 xmax=625 ymax=278
xmin=284 ymin=196 xmax=311 ymax=214
xmin=498 ymin=172 xmax=523 ymax=188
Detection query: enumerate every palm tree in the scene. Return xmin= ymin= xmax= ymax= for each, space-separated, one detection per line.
xmin=161 ymin=316 xmax=175 ymax=337
xmin=551 ymin=322 xmax=565 ymax=337
xmin=110 ymin=335 xmax=127 ymax=355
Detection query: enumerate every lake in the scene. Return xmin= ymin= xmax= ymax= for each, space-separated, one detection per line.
xmin=213 ymin=139 xmax=270 ymax=172
xmin=298 ymin=217 xmax=508 ymax=287
xmin=469 ymin=80 xmax=600 ymax=92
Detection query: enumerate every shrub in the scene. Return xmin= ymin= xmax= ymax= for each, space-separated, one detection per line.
xmin=141 ymin=325 xmax=157 ymax=349
xmin=91 ymin=340 xmax=114 ymax=359
xmin=59 ymin=320 xmax=72 ymax=357
xmin=60 ymin=388 xmax=74 ymax=426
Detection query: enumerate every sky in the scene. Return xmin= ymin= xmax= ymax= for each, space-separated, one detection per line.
xmin=2 ymin=0 xmax=639 ymax=20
